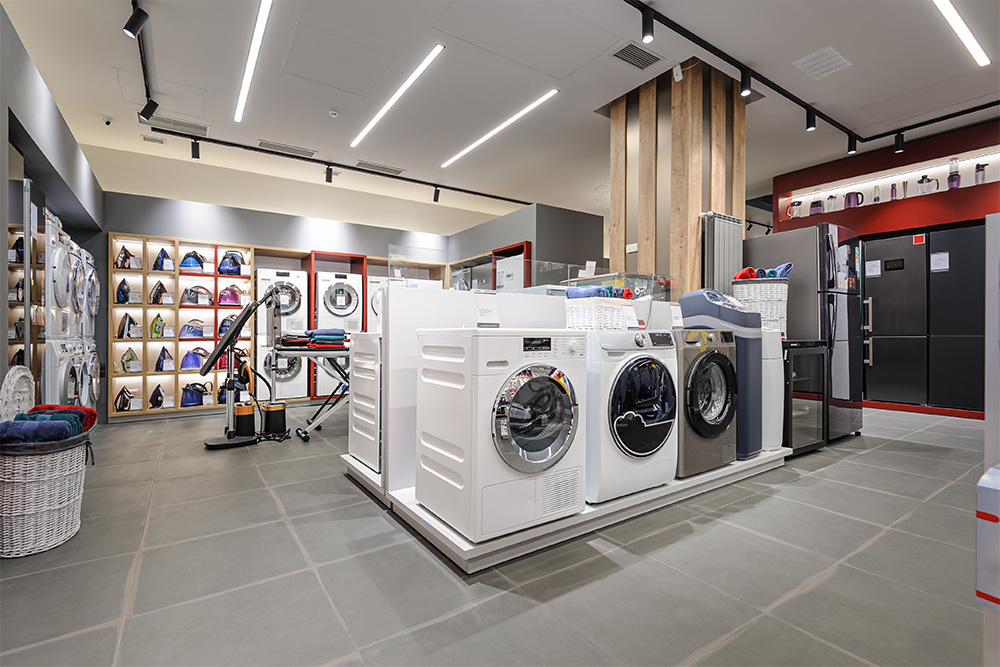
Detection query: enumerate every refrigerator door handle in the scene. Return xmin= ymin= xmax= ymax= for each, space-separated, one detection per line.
xmin=826 ymin=233 xmax=837 ymax=289
xmin=864 ymin=338 xmax=873 ymax=366
xmin=862 ymin=297 xmax=873 ymax=332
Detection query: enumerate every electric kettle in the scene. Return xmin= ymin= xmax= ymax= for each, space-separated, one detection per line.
xmin=916 ymin=175 xmax=939 ymax=195
xmin=844 ymin=191 xmax=864 ymax=209
xmin=824 ymin=195 xmax=837 ymax=213
xmin=785 ymin=201 xmax=803 ymax=218
xmin=809 ymin=200 xmax=824 ymax=216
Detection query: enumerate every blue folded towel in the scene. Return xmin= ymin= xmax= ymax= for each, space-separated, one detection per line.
xmin=306 ymin=328 xmax=346 ymax=336
xmin=765 ymin=269 xmax=778 ymax=278
xmin=15 ymin=412 xmax=83 ymax=436
xmin=0 ymin=420 xmax=73 ymax=443
xmin=755 ymin=268 xmax=767 ymax=278
xmin=566 ymin=286 xmax=613 ymax=299
xmin=775 ymin=262 xmax=793 ymax=278
xmin=311 ymin=336 xmax=346 ymax=343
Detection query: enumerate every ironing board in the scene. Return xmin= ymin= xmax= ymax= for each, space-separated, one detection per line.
xmin=273 ymin=347 xmax=350 ymax=441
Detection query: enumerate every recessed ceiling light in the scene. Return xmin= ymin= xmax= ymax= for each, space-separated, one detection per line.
xmin=350 ymin=44 xmax=445 ymax=148
xmin=933 ymin=0 xmax=991 ymax=67
xmin=233 ymin=0 xmax=274 ymax=123
xmin=441 ymin=89 xmax=559 ymax=168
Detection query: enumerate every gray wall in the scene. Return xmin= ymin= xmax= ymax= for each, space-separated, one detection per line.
xmin=447 ymin=204 xmax=537 ymax=257
xmin=533 ymin=204 xmax=604 ymax=266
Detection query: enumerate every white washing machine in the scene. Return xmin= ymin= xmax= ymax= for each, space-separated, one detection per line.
xmin=81 ymin=253 xmax=99 ymax=339
xmin=256 ymin=269 xmax=308 ymax=334
xmin=66 ymin=244 xmax=86 ymax=339
xmin=585 ymin=330 xmax=679 ymax=504
xmin=316 ymin=271 xmax=364 ymax=332
xmin=348 ymin=332 xmax=382 ymax=473
xmin=254 ymin=338 xmax=307 ymax=400
xmin=46 ymin=228 xmax=73 ymax=340
xmin=415 ymin=328 xmax=588 ymax=543
xmin=78 ymin=342 xmax=101 ymax=410
xmin=42 ymin=340 xmax=83 ymax=405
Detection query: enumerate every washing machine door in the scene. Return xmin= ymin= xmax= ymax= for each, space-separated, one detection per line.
xmin=323 ymin=282 xmax=359 ymax=317
xmin=493 ymin=364 xmax=579 ymax=474
xmin=70 ymin=257 xmax=86 ymax=313
xmin=58 ymin=357 xmax=80 ymax=405
xmin=685 ymin=351 xmax=737 ymax=438
xmin=77 ymin=356 xmax=92 ymax=407
xmin=86 ymin=353 xmax=101 ymax=406
xmin=85 ymin=268 xmax=100 ymax=317
xmin=264 ymin=352 xmax=301 ymax=380
xmin=609 ymin=356 xmax=677 ymax=458
xmin=50 ymin=243 xmax=71 ymax=309
xmin=272 ymin=281 xmax=302 ymax=317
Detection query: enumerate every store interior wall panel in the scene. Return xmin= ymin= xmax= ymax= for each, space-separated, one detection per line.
xmin=531 ymin=204 xmax=604 ymax=269
xmin=446 ymin=204 xmax=535 ymax=258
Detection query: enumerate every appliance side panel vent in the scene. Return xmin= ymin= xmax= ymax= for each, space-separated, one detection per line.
xmin=792 ymin=46 xmax=853 ymax=80
xmin=540 ymin=467 xmax=581 ymax=516
xmin=356 ymin=160 xmax=405 ymax=176
xmin=257 ymin=140 xmax=317 ymax=159
xmin=701 ymin=212 xmax=744 ymax=295
xmin=611 ymin=42 xmax=661 ymax=70
xmin=138 ymin=114 xmax=210 ymax=137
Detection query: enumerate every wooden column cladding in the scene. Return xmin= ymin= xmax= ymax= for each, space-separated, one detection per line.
xmin=637 ymin=79 xmax=657 ymax=274
xmin=670 ymin=57 xmax=703 ymax=295
xmin=608 ymin=96 xmax=627 ymax=272
xmin=731 ymin=78 xmax=747 ymax=233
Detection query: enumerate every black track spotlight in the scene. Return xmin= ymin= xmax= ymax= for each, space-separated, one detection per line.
xmin=191 ymin=140 xmax=200 ymax=160
xmin=433 ymin=187 xmax=440 ymax=203
xmin=847 ymin=134 xmax=857 ymax=155
xmin=641 ymin=7 xmax=654 ymax=44
xmin=806 ymin=108 xmax=816 ymax=132
xmin=765 ymin=227 xmax=771 ymax=235
xmin=326 ymin=166 xmax=333 ymax=183
xmin=123 ymin=6 xmax=149 ymax=39
xmin=894 ymin=132 xmax=904 ymax=154
xmin=138 ymin=98 xmax=158 ymax=122
xmin=740 ymin=68 xmax=752 ymax=98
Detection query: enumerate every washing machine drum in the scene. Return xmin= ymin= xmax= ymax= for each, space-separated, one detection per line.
xmin=272 ymin=281 xmax=302 ymax=317
xmin=85 ymin=269 xmax=100 ymax=317
xmin=50 ymin=243 xmax=71 ymax=309
xmin=70 ymin=257 xmax=86 ymax=313
xmin=85 ymin=354 xmax=101 ymax=404
xmin=609 ymin=357 xmax=677 ymax=458
xmin=323 ymin=283 xmax=359 ymax=316
xmin=685 ymin=351 xmax=737 ymax=438
xmin=264 ymin=352 xmax=301 ymax=380
xmin=493 ymin=365 xmax=579 ymax=474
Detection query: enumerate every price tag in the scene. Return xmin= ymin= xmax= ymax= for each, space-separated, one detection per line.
xmin=162 ymin=293 xmax=174 ymax=305
xmin=129 ymin=257 xmax=142 ymax=270
xmin=37 ymin=252 xmax=44 ymax=264
xmin=198 ymin=294 xmax=211 ymax=306
xmin=163 ymin=326 xmax=175 ymax=338
xmin=623 ymin=305 xmax=640 ymax=329
xmin=277 ymin=357 xmax=288 ymax=370
xmin=163 ymin=259 xmax=174 ymax=272
xmin=162 ymin=358 xmax=175 ymax=371
xmin=203 ymin=263 xmax=214 ymax=274
xmin=129 ymin=325 xmax=143 ymax=338
xmin=7 ymin=249 xmax=16 ymax=262
xmin=473 ymin=292 xmax=500 ymax=328
xmin=8 ymin=327 xmax=16 ymax=339
xmin=7 ymin=289 xmax=17 ymax=302
xmin=128 ymin=291 xmax=141 ymax=304
xmin=128 ymin=397 xmax=142 ymax=411
xmin=279 ymin=293 xmax=290 ymax=306
xmin=240 ymin=265 xmax=250 ymax=276
xmin=865 ymin=260 xmax=881 ymax=278
xmin=930 ymin=251 xmax=949 ymax=273
xmin=126 ymin=360 xmax=142 ymax=373
xmin=202 ymin=395 xmax=213 ymax=406
xmin=163 ymin=395 xmax=175 ymax=409
xmin=336 ymin=294 xmax=346 ymax=307
xmin=240 ymin=294 xmax=250 ymax=306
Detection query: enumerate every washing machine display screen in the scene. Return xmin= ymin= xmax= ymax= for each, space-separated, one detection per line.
xmin=493 ymin=365 xmax=578 ymax=473
xmin=609 ymin=358 xmax=676 ymax=458
xmin=648 ymin=333 xmax=674 ymax=348
xmin=522 ymin=338 xmax=551 ymax=351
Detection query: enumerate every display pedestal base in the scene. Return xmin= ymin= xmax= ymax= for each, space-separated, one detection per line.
xmin=343 ymin=453 xmax=389 ymax=506
xmin=205 ymin=434 xmax=259 ymax=450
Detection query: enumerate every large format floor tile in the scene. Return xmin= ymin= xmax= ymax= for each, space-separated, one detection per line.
xmin=0 ymin=626 xmax=119 ymax=667
xmin=893 ymin=501 xmax=977 ymax=550
xmin=766 ymin=475 xmax=922 ymax=526
xmin=271 ymin=474 xmax=368 ymax=517
xmin=848 ymin=449 xmax=976 ymax=481
xmin=81 ymin=480 xmax=152 ymax=520
xmin=928 ymin=479 xmax=978 ymax=511
xmin=143 ymin=488 xmax=282 ymax=546
xmin=84 ymin=460 xmax=158 ymax=489
xmin=878 ymin=439 xmax=983 ymax=466
xmin=813 ymin=460 xmax=949 ymax=499
xmin=695 ymin=614 xmax=865 ymax=666
xmin=258 ymin=453 xmax=346 ymax=486
xmin=291 ymin=502 xmax=412 ymax=564
xmin=149 ymin=465 xmax=265 ymax=507
xmin=494 ymin=533 xmax=618 ymax=586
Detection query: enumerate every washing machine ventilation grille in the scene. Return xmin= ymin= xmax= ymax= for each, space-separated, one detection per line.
xmin=541 ymin=467 xmax=580 ymax=516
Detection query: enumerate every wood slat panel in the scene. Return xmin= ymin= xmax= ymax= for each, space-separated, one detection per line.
xmin=731 ymin=79 xmax=747 ymax=234
xmin=710 ymin=68 xmax=727 ymax=215
xmin=670 ymin=59 xmax=703 ymax=294
xmin=609 ymin=95 xmax=627 ymax=272
xmin=638 ymin=79 xmax=657 ymax=274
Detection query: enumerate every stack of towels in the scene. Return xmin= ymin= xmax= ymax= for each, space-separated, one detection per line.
xmin=733 ymin=262 xmax=794 ymax=280
xmin=278 ymin=333 xmax=310 ymax=348
xmin=306 ymin=328 xmax=348 ymax=350
xmin=0 ymin=405 xmax=97 ymax=443
xmin=566 ymin=286 xmax=634 ymax=299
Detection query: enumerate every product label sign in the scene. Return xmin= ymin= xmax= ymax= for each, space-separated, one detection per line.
xmin=163 ymin=395 xmax=175 ymax=409
xmin=336 ymin=294 xmax=346 ymax=307
xmin=623 ymin=305 xmax=640 ymax=329
xmin=930 ymin=251 xmax=950 ymax=273
xmin=163 ymin=259 xmax=175 ymax=272
xmin=7 ymin=289 xmax=17 ymax=302
xmin=280 ymin=293 xmax=290 ymax=306
xmin=8 ymin=327 xmax=16 ymax=339
xmin=163 ymin=326 xmax=175 ymax=338
xmin=277 ymin=357 xmax=288 ymax=370
xmin=240 ymin=294 xmax=250 ymax=306
xmin=128 ymin=291 xmax=141 ymax=304
xmin=162 ymin=358 xmax=175 ymax=372
xmin=7 ymin=249 xmax=17 ymax=262
xmin=202 ymin=395 xmax=213 ymax=406
xmin=865 ymin=260 xmax=881 ymax=278
xmin=240 ymin=265 xmax=251 ymax=276
xmin=913 ymin=234 xmax=926 ymax=245
xmin=202 ymin=263 xmax=214 ymax=274
xmin=129 ymin=325 xmax=143 ymax=338
xmin=129 ymin=397 xmax=143 ymax=411
xmin=198 ymin=294 xmax=211 ymax=306
xmin=474 ymin=292 xmax=500 ymax=328
xmin=126 ymin=360 xmax=142 ymax=373
xmin=162 ymin=293 xmax=174 ymax=305
xmin=129 ymin=257 xmax=142 ymax=270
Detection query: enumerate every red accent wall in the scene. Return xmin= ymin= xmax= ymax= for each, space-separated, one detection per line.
xmin=773 ymin=119 xmax=1000 ymax=235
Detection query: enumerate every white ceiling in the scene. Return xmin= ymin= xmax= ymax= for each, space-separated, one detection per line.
xmin=3 ymin=0 xmax=998 ymax=234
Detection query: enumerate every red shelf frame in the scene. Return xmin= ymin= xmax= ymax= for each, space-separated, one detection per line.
xmin=491 ymin=241 xmax=532 ymax=290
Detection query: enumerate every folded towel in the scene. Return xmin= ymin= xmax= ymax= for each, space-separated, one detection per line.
xmin=765 ymin=269 xmax=778 ymax=278
xmin=566 ymin=286 xmax=617 ymax=299
xmin=775 ymin=262 xmax=793 ymax=278
xmin=0 ymin=420 xmax=73 ymax=444
xmin=29 ymin=404 xmax=97 ymax=431
xmin=733 ymin=267 xmax=756 ymax=280
xmin=305 ymin=328 xmax=346 ymax=336
xmin=307 ymin=343 xmax=347 ymax=349
xmin=15 ymin=412 xmax=83 ymax=435
xmin=310 ymin=336 xmax=346 ymax=342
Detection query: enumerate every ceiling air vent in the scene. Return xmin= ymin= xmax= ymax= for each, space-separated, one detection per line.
xmin=612 ymin=42 xmax=661 ymax=70
xmin=355 ymin=160 xmax=405 ymax=176
xmin=257 ymin=140 xmax=316 ymax=159
xmin=137 ymin=113 xmax=210 ymax=137
xmin=793 ymin=46 xmax=853 ymax=80
xmin=141 ymin=135 xmax=165 ymax=145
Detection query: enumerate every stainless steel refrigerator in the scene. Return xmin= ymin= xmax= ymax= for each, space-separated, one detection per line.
xmin=744 ymin=223 xmax=864 ymax=443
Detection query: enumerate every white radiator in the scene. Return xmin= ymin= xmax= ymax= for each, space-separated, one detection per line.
xmin=701 ymin=212 xmax=744 ymax=295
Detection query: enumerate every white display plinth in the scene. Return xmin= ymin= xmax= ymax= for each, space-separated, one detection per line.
xmin=343 ymin=453 xmax=389 ymax=507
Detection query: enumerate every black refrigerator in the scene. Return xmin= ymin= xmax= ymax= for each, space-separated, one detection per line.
xmin=744 ymin=222 xmax=864 ymax=444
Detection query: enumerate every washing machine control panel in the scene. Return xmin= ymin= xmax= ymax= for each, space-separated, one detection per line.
xmin=648 ymin=332 xmax=674 ymax=348
xmin=521 ymin=336 xmax=586 ymax=359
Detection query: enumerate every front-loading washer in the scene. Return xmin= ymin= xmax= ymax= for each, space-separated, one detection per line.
xmin=46 ymin=230 xmax=73 ymax=340
xmin=585 ymin=330 xmax=679 ymax=503
xmin=82 ymin=253 xmax=100 ymax=339
xmin=255 ymin=338 xmax=307 ymax=400
xmin=316 ymin=271 xmax=364 ymax=332
xmin=415 ymin=328 xmax=588 ymax=542
xmin=79 ymin=341 xmax=101 ymax=410
xmin=255 ymin=269 xmax=308 ymax=334
xmin=42 ymin=340 xmax=83 ymax=405
xmin=365 ymin=276 xmax=389 ymax=333
xmin=674 ymin=328 xmax=738 ymax=477
xmin=66 ymin=244 xmax=86 ymax=339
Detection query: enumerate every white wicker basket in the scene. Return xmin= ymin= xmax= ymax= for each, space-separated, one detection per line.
xmin=565 ymin=297 xmax=627 ymax=330
xmin=732 ymin=278 xmax=789 ymax=333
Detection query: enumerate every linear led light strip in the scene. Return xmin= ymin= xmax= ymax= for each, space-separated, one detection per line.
xmin=933 ymin=0 xmax=991 ymax=67
xmin=351 ymin=44 xmax=445 ymax=148
xmin=441 ymin=89 xmax=559 ymax=168
xmin=234 ymin=0 xmax=274 ymax=123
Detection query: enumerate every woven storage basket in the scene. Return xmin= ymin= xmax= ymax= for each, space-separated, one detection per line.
xmin=565 ymin=297 xmax=627 ymax=330
xmin=1 ymin=431 xmax=90 ymax=558
xmin=732 ymin=278 xmax=789 ymax=333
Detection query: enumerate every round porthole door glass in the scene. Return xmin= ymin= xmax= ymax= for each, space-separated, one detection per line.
xmin=265 ymin=353 xmax=301 ymax=380
xmin=71 ymin=259 xmax=86 ymax=313
xmin=86 ymin=271 xmax=100 ymax=316
xmin=88 ymin=357 xmax=101 ymax=402
xmin=685 ymin=352 xmax=737 ymax=438
xmin=493 ymin=365 xmax=578 ymax=474
xmin=609 ymin=357 xmax=677 ymax=458
xmin=273 ymin=282 xmax=301 ymax=316
xmin=324 ymin=283 xmax=358 ymax=316
xmin=51 ymin=244 xmax=71 ymax=308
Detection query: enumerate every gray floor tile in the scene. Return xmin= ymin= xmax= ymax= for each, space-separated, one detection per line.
xmin=259 ymin=453 xmax=346 ymax=486
xmin=925 ymin=420 xmax=985 ymax=438
xmin=120 ymin=571 xmax=354 ymax=666
xmin=781 ymin=452 xmax=840 ymax=474
xmin=894 ymin=502 xmax=977 ymax=550
xmin=495 ymin=533 xmax=618 ymax=586
xmin=150 ymin=465 xmax=265 ymax=507
xmin=362 ymin=591 xmax=613 ymax=666
xmin=879 ymin=439 xmax=983 ymax=465
xmin=291 ymin=502 xmax=411 ymax=564
xmin=250 ymin=440 xmax=339 ymax=465
xmin=133 ymin=522 xmax=307 ymax=614
xmin=330 ymin=653 xmax=366 ymax=666
xmin=814 ymin=460 xmax=948 ymax=500
xmin=903 ymin=429 xmax=985 ymax=451
xmin=863 ymin=410 xmax=945 ymax=429
xmin=735 ymin=466 xmax=801 ymax=492
xmin=695 ymin=615 xmax=865 ymax=666
xmin=0 ymin=626 xmax=118 ymax=667
xmin=631 ymin=517 xmax=834 ymax=609
xmin=708 ymin=495 xmax=882 ymax=560
xmin=772 ymin=565 xmax=982 ymax=666
xmin=159 ymin=438 xmax=237 ymax=460
xmin=857 ymin=423 xmax=917 ymax=439
xmin=90 ymin=442 xmax=161 ymax=468
xmin=144 ymin=488 xmax=282 ymax=547
xmin=84 ymin=460 xmax=158 ymax=489
xmin=849 ymin=449 xmax=974 ymax=481
xmin=928 ymin=480 xmax=977 ymax=511
xmin=319 ymin=540 xmax=511 ymax=647
xmin=676 ymin=484 xmax=759 ymax=514
xmin=81 ymin=480 xmax=152 ymax=520
xmin=272 ymin=474 xmax=368 ymax=517
xmin=0 ymin=555 xmax=133 ymax=652
xmin=847 ymin=530 xmax=979 ymax=610
xmin=155 ymin=448 xmax=255 ymax=479
xmin=519 ymin=549 xmax=760 ymax=665
xmin=820 ymin=433 xmax=889 ymax=457
xmin=767 ymin=476 xmax=922 ymax=526
xmin=597 ymin=503 xmax=701 ymax=545
xmin=0 ymin=511 xmax=146 ymax=579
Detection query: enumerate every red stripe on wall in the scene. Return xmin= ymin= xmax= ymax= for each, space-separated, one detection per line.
xmin=862 ymin=400 xmax=985 ymax=420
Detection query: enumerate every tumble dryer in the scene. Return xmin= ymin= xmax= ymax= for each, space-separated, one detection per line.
xmin=415 ymin=328 xmax=588 ymax=542
xmin=255 ymin=269 xmax=308 ymax=334
xmin=46 ymin=227 xmax=73 ymax=339
xmin=255 ymin=339 xmax=307 ymax=400
xmin=82 ymin=254 xmax=100 ymax=338
xmin=66 ymin=244 xmax=87 ymax=339
xmin=79 ymin=342 xmax=101 ymax=410
xmin=674 ymin=329 xmax=738 ymax=477
xmin=316 ymin=271 xmax=364 ymax=332
xmin=42 ymin=340 xmax=83 ymax=405
xmin=586 ymin=330 xmax=679 ymax=503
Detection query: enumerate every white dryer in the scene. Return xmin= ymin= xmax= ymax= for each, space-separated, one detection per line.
xmin=316 ymin=271 xmax=364 ymax=332
xmin=255 ymin=269 xmax=308 ymax=334
xmin=66 ymin=244 xmax=86 ymax=339
xmin=46 ymin=230 xmax=73 ymax=339
xmin=82 ymin=253 xmax=99 ymax=339
xmin=42 ymin=340 xmax=83 ymax=405
xmin=78 ymin=342 xmax=101 ymax=410
xmin=415 ymin=328 xmax=588 ymax=542
xmin=255 ymin=338 xmax=307 ymax=400
xmin=586 ymin=330 xmax=679 ymax=504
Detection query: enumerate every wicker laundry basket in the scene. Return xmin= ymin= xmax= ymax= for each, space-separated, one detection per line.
xmin=732 ymin=278 xmax=789 ymax=334
xmin=565 ymin=297 xmax=627 ymax=330
xmin=1 ymin=430 xmax=91 ymax=558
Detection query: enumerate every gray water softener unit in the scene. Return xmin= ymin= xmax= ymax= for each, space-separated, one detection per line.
xmin=680 ymin=289 xmax=763 ymax=461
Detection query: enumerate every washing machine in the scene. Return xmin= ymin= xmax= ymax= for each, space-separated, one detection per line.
xmin=82 ymin=254 xmax=100 ymax=339
xmin=585 ymin=330 xmax=679 ymax=503
xmin=348 ymin=332 xmax=382 ymax=473
xmin=46 ymin=229 xmax=73 ymax=339
xmin=674 ymin=328 xmax=738 ymax=477
xmin=256 ymin=269 xmax=308 ymax=334
xmin=78 ymin=342 xmax=101 ymax=410
xmin=42 ymin=340 xmax=83 ymax=405
xmin=255 ymin=338 xmax=307 ymax=400
xmin=316 ymin=271 xmax=364 ymax=332
xmin=415 ymin=328 xmax=588 ymax=542
xmin=66 ymin=244 xmax=86 ymax=339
